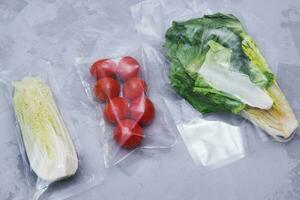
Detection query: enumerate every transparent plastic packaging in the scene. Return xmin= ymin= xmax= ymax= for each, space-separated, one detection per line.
xmin=0 ymin=60 xmax=103 ymax=200
xmin=130 ymin=0 xmax=299 ymax=168
xmin=76 ymin=43 xmax=177 ymax=168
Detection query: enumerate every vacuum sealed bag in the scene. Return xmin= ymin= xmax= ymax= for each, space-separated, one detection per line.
xmin=0 ymin=60 xmax=103 ymax=200
xmin=130 ymin=0 xmax=299 ymax=168
xmin=76 ymin=38 xmax=177 ymax=168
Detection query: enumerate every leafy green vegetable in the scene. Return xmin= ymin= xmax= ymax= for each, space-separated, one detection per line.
xmin=198 ymin=40 xmax=273 ymax=110
xmin=164 ymin=13 xmax=298 ymax=141
xmin=13 ymin=76 xmax=78 ymax=181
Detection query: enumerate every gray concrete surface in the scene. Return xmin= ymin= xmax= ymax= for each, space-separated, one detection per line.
xmin=1 ymin=0 xmax=300 ymax=200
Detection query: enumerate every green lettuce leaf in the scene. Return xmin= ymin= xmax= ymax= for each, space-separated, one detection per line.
xmin=164 ymin=13 xmax=298 ymax=141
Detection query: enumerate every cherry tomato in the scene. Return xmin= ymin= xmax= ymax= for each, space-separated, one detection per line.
xmin=129 ymin=96 xmax=155 ymax=126
xmin=117 ymin=56 xmax=140 ymax=81
xmin=103 ymin=97 xmax=129 ymax=124
xmin=123 ymin=77 xmax=147 ymax=100
xmin=90 ymin=59 xmax=117 ymax=79
xmin=114 ymin=119 xmax=144 ymax=149
xmin=93 ymin=77 xmax=120 ymax=101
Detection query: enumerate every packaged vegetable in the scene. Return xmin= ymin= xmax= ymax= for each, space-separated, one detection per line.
xmin=76 ymin=44 xmax=177 ymax=168
xmin=0 ymin=61 xmax=103 ymax=199
xmin=164 ymin=13 xmax=298 ymax=142
xmin=130 ymin=0 xmax=300 ymax=168
xmin=13 ymin=76 xmax=78 ymax=182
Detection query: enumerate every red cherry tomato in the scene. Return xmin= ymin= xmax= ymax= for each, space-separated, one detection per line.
xmin=93 ymin=77 xmax=120 ymax=101
xmin=123 ymin=77 xmax=147 ymax=100
xmin=103 ymin=97 xmax=129 ymax=124
xmin=114 ymin=119 xmax=144 ymax=149
xmin=117 ymin=56 xmax=140 ymax=81
xmin=129 ymin=96 xmax=155 ymax=126
xmin=90 ymin=59 xmax=117 ymax=79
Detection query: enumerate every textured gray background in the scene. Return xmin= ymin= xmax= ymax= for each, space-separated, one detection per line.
xmin=1 ymin=0 xmax=300 ymax=200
